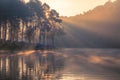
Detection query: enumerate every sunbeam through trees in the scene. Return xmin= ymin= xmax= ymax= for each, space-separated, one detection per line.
xmin=0 ymin=0 xmax=64 ymax=50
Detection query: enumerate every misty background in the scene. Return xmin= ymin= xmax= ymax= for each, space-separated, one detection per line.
xmin=55 ymin=0 xmax=120 ymax=48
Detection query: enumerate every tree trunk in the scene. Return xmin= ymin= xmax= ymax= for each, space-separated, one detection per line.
xmin=10 ymin=20 xmax=14 ymax=42
xmin=15 ymin=27 xmax=19 ymax=42
xmin=21 ymin=21 xmax=24 ymax=42
xmin=43 ymin=31 xmax=45 ymax=47
xmin=10 ymin=27 xmax=12 ymax=42
xmin=39 ymin=30 xmax=43 ymax=44
xmin=52 ymin=31 xmax=55 ymax=48
xmin=4 ymin=23 xmax=7 ymax=41
xmin=0 ymin=23 xmax=1 ymax=39
xmin=8 ymin=22 xmax=11 ymax=41
xmin=25 ymin=22 xmax=28 ymax=42
xmin=3 ymin=24 xmax=5 ymax=40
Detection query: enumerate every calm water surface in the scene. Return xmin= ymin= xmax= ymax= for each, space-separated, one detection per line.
xmin=0 ymin=48 xmax=120 ymax=80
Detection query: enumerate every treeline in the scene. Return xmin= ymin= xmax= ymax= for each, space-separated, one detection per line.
xmin=0 ymin=0 xmax=63 ymax=49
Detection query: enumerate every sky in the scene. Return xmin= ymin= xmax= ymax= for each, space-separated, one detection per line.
xmin=40 ymin=0 xmax=116 ymax=16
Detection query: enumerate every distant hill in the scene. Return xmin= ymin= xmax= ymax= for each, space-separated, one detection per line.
xmin=63 ymin=0 xmax=120 ymax=22
xmin=56 ymin=0 xmax=120 ymax=48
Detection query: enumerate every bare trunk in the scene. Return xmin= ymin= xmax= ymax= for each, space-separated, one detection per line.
xmin=25 ymin=23 xmax=28 ymax=43
xmin=10 ymin=27 xmax=12 ymax=42
xmin=0 ymin=24 xmax=1 ymax=39
xmin=52 ymin=31 xmax=55 ymax=48
xmin=39 ymin=30 xmax=42 ymax=44
xmin=15 ymin=27 xmax=19 ymax=42
xmin=4 ymin=24 xmax=7 ymax=41
xmin=9 ymin=20 xmax=14 ymax=42
xmin=8 ymin=22 xmax=11 ymax=41
xmin=43 ymin=31 xmax=45 ymax=47
xmin=3 ymin=24 xmax=5 ymax=40
xmin=21 ymin=21 xmax=24 ymax=42
xmin=45 ymin=30 xmax=48 ymax=47
xmin=46 ymin=31 xmax=48 ymax=45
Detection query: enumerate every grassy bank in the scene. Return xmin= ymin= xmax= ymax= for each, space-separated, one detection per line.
xmin=0 ymin=40 xmax=35 ymax=50
xmin=0 ymin=40 xmax=55 ymax=51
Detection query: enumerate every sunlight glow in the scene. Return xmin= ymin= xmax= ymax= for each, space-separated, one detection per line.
xmin=24 ymin=0 xmax=29 ymax=3
xmin=61 ymin=74 xmax=85 ymax=80
xmin=41 ymin=0 xmax=116 ymax=16
xmin=17 ymin=50 xmax=35 ymax=55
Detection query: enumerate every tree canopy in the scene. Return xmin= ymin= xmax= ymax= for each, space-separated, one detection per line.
xmin=0 ymin=0 xmax=63 ymax=49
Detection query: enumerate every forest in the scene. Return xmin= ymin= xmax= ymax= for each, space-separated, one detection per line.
xmin=0 ymin=0 xmax=63 ymax=50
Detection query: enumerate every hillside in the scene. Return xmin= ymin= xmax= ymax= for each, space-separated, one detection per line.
xmin=64 ymin=0 xmax=120 ymax=22
xmin=56 ymin=0 xmax=120 ymax=48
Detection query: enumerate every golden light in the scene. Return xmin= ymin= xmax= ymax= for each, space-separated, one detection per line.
xmin=24 ymin=0 xmax=29 ymax=3
xmin=61 ymin=74 xmax=85 ymax=80
xmin=41 ymin=0 xmax=116 ymax=16
xmin=89 ymin=56 xmax=103 ymax=64
xmin=17 ymin=50 xmax=35 ymax=55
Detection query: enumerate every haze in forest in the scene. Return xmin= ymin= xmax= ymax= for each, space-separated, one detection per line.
xmin=57 ymin=0 xmax=120 ymax=48
xmin=0 ymin=0 xmax=63 ymax=50
xmin=0 ymin=0 xmax=120 ymax=49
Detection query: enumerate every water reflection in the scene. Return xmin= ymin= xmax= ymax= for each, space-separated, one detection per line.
xmin=56 ymin=49 xmax=120 ymax=80
xmin=0 ymin=51 xmax=64 ymax=80
xmin=0 ymin=49 xmax=120 ymax=80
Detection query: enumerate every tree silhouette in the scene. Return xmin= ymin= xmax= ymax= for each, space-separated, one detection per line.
xmin=0 ymin=0 xmax=63 ymax=49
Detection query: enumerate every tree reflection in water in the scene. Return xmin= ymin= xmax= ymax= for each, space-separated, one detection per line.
xmin=0 ymin=51 xmax=65 ymax=80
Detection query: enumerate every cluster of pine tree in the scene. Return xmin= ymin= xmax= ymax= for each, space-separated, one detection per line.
xmin=0 ymin=0 xmax=63 ymax=49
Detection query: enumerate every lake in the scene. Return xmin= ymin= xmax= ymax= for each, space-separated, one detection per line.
xmin=0 ymin=48 xmax=120 ymax=80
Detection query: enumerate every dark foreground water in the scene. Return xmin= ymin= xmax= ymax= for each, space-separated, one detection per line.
xmin=0 ymin=48 xmax=120 ymax=80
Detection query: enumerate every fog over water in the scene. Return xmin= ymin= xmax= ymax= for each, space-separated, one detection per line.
xmin=0 ymin=49 xmax=120 ymax=80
